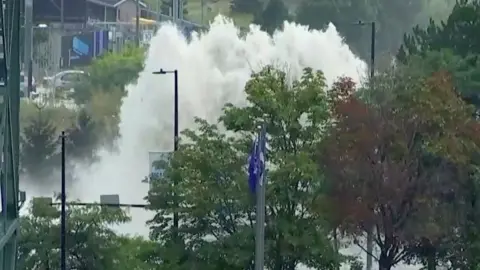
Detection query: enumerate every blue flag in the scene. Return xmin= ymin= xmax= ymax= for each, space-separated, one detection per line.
xmin=248 ymin=126 xmax=266 ymax=194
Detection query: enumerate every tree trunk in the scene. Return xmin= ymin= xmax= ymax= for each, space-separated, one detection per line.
xmin=333 ymin=227 xmax=340 ymax=270
xmin=366 ymin=228 xmax=373 ymax=270
xmin=378 ymin=252 xmax=392 ymax=270
xmin=426 ymin=253 xmax=436 ymax=270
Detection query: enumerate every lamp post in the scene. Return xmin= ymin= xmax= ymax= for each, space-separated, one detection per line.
xmin=60 ymin=131 xmax=66 ymax=270
xmin=354 ymin=20 xmax=376 ymax=270
xmin=135 ymin=0 xmax=140 ymax=46
xmin=353 ymin=20 xmax=375 ymax=86
xmin=152 ymin=68 xmax=179 ymax=239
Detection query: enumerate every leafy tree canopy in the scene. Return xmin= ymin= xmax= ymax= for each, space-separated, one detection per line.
xmin=19 ymin=197 xmax=157 ymax=270
xmin=73 ymin=45 xmax=145 ymax=105
xmin=253 ymin=0 xmax=290 ymax=35
xmin=230 ymin=0 xmax=262 ymax=15
xmin=320 ymin=66 xmax=480 ymax=269
xmin=20 ymin=108 xmax=59 ymax=182
xmin=67 ymin=109 xmax=99 ymax=162
xmin=295 ymin=0 xmax=426 ymax=61
xmin=399 ymin=0 xmax=480 ymax=61
xmin=148 ymin=66 xmax=339 ymax=270
xmin=159 ymin=0 xmax=189 ymax=16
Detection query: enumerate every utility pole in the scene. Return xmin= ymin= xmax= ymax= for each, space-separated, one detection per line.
xmin=172 ymin=0 xmax=177 ymax=21
xmin=370 ymin=22 xmax=375 ymax=88
xmin=201 ymin=0 xmax=204 ymax=24
xmin=254 ymin=124 xmax=266 ymax=270
xmin=60 ymin=0 xmax=64 ymax=29
xmin=60 ymin=131 xmax=66 ymax=270
xmin=173 ymin=69 xmax=179 ymax=237
xmin=152 ymin=69 xmax=179 ymax=239
xmin=178 ymin=0 xmax=183 ymax=20
xmin=24 ymin=0 xmax=33 ymax=98
xmin=135 ymin=0 xmax=140 ymax=46
xmin=365 ymin=21 xmax=376 ymax=270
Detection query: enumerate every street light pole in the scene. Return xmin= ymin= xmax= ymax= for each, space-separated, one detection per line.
xmin=355 ymin=20 xmax=376 ymax=270
xmin=370 ymin=22 xmax=375 ymax=87
xmin=354 ymin=20 xmax=375 ymax=85
xmin=60 ymin=131 xmax=66 ymax=270
xmin=60 ymin=0 xmax=64 ymax=29
xmin=152 ymin=68 xmax=179 ymax=239
xmin=135 ymin=0 xmax=140 ymax=46
xmin=173 ymin=70 xmax=178 ymax=151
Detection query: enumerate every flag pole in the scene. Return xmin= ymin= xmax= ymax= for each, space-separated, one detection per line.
xmin=254 ymin=124 xmax=266 ymax=270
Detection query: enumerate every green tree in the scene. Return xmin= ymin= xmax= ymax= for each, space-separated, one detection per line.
xmin=320 ymin=70 xmax=480 ymax=270
xmin=116 ymin=236 xmax=162 ymax=269
xmin=253 ymin=0 xmax=290 ymax=35
xmin=160 ymin=0 xmax=189 ymax=16
xmin=71 ymin=45 xmax=144 ymax=145
xmin=389 ymin=51 xmax=480 ymax=268
xmin=399 ymin=50 xmax=480 ymax=112
xmin=85 ymin=89 xmax=123 ymax=148
xmin=148 ymin=67 xmax=339 ymax=270
xmin=17 ymin=197 xmax=156 ymax=270
xmin=398 ymin=1 xmax=480 ymax=110
xmin=20 ymin=101 xmax=77 ymax=132
xmin=73 ymin=45 xmax=145 ymax=105
xmin=399 ymin=0 xmax=480 ymax=61
xmin=230 ymin=0 xmax=262 ymax=15
xmin=398 ymin=7 xmax=480 ymax=264
xmin=20 ymin=109 xmax=59 ymax=181
xmin=295 ymin=0 xmax=375 ymax=60
xmin=67 ymin=109 xmax=98 ymax=162
xmin=295 ymin=0 xmax=430 ymax=62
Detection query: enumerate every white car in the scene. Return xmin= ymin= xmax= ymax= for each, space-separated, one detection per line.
xmin=43 ymin=70 xmax=88 ymax=90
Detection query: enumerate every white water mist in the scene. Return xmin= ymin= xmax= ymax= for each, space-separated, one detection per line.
xmin=53 ymin=16 xmax=416 ymax=269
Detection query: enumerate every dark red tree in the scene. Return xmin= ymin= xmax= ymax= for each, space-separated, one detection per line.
xmin=320 ymin=72 xmax=480 ymax=270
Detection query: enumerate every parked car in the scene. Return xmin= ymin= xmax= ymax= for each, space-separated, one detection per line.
xmin=20 ymin=72 xmax=36 ymax=98
xmin=43 ymin=70 xmax=89 ymax=90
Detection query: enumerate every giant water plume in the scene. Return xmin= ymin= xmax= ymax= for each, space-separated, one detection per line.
xmin=68 ymin=17 xmax=415 ymax=269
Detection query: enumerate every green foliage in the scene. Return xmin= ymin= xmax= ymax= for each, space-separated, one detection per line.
xmin=73 ymin=45 xmax=145 ymax=105
xmin=230 ymin=0 xmax=262 ymax=14
xmin=393 ymin=3 xmax=480 ymax=267
xmin=295 ymin=0 xmax=375 ymax=59
xmin=399 ymin=0 xmax=480 ymax=60
xmin=253 ymin=0 xmax=290 ymax=34
xmin=116 ymin=236 xmax=162 ymax=270
xmin=402 ymin=50 xmax=480 ymax=106
xmin=398 ymin=1 xmax=480 ymax=109
xmin=322 ymin=65 xmax=480 ymax=269
xmin=160 ymin=0 xmax=189 ymax=16
xmin=295 ymin=0 xmax=427 ymax=61
xmin=18 ymin=198 xmax=161 ymax=270
xmin=20 ymin=101 xmax=77 ymax=132
xmin=68 ymin=45 xmax=145 ymax=147
xmin=148 ymin=67 xmax=339 ymax=269
xmin=67 ymin=109 xmax=98 ymax=162
xmin=85 ymin=88 xmax=124 ymax=147
xmin=20 ymin=109 xmax=59 ymax=180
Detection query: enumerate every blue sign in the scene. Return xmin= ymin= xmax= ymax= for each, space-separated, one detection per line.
xmin=72 ymin=37 xmax=89 ymax=56
xmin=61 ymin=30 xmax=109 ymax=68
